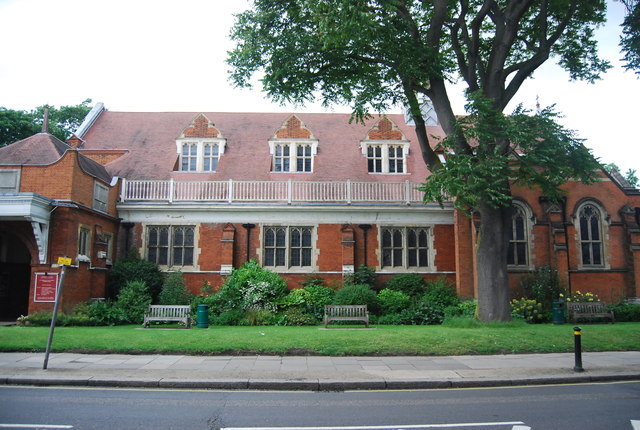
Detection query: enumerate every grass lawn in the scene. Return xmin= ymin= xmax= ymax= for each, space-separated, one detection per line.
xmin=1 ymin=321 xmax=639 ymax=356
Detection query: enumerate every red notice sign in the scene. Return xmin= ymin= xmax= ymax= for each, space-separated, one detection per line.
xmin=34 ymin=273 xmax=59 ymax=302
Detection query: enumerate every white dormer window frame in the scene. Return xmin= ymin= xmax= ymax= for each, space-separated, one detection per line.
xmin=176 ymin=138 xmax=227 ymax=172
xmin=360 ymin=139 xmax=410 ymax=174
xmin=268 ymin=139 xmax=319 ymax=173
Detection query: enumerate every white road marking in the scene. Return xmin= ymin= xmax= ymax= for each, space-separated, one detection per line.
xmin=0 ymin=426 xmax=73 ymax=429
xmin=631 ymin=420 xmax=640 ymax=430
xmin=512 ymin=426 xmax=531 ymax=430
xmin=221 ymin=422 xmax=526 ymax=430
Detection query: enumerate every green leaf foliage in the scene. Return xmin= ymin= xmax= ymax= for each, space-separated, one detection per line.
xmin=619 ymin=0 xmax=640 ymax=74
xmin=116 ymin=281 xmax=152 ymax=324
xmin=158 ymin=271 xmax=192 ymax=305
xmin=228 ymin=0 xmax=609 ymax=321
xmin=106 ymin=252 xmax=164 ymax=301
xmin=383 ymin=273 xmax=427 ymax=297
xmin=332 ymin=284 xmax=380 ymax=314
xmin=0 ymin=99 xmax=92 ymax=147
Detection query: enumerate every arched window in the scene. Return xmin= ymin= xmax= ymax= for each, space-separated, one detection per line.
xmin=578 ymin=203 xmax=604 ymax=266
xmin=507 ymin=203 xmax=530 ymax=267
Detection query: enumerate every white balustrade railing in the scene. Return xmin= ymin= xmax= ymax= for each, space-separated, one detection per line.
xmin=120 ymin=179 xmax=430 ymax=204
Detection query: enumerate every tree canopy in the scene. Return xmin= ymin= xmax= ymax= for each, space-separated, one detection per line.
xmin=0 ymin=99 xmax=92 ymax=148
xmin=228 ymin=1 xmax=616 ymax=321
xmin=619 ymin=0 xmax=640 ymax=74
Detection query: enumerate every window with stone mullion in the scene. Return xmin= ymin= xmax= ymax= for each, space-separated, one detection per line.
xmin=388 ymin=145 xmax=404 ymax=173
xmin=147 ymin=225 xmax=194 ymax=267
xmin=296 ymin=144 xmax=312 ymax=172
xmin=203 ymin=143 xmax=219 ymax=171
xmin=507 ymin=206 xmax=528 ymax=266
xmin=579 ymin=204 xmax=603 ymax=266
xmin=181 ymin=143 xmax=198 ymax=171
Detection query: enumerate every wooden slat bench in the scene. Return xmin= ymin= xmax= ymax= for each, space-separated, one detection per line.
xmin=567 ymin=302 xmax=614 ymax=324
xmin=143 ymin=305 xmax=192 ymax=328
xmin=324 ymin=305 xmax=369 ymax=328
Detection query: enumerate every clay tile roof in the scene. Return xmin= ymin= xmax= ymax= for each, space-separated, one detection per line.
xmin=0 ymin=132 xmax=111 ymax=184
xmin=79 ymin=111 xmax=446 ymax=181
xmin=0 ymin=132 xmax=69 ymax=165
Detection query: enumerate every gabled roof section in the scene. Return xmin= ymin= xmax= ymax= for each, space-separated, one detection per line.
xmin=273 ymin=114 xmax=315 ymax=139
xmin=0 ymin=132 xmax=70 ymax=165
xmin=179 ymin=114 xmax=221 ymax=138
xmin=365 ymin=116 xmax=407 ymax=141
xmin=606 ymin=167 xmax=640 ymax=195
xmin=0 ymin=132 xmax=112 ymax=184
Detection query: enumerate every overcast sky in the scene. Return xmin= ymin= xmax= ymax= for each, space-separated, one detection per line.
xmin=0 ymin=0 xmax=637 ymax=173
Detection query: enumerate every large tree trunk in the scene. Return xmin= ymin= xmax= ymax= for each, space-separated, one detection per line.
xmin=476 ymin=202 xmax=512 ymax=321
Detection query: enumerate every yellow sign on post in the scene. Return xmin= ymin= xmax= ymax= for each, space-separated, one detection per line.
xmin=57 ymin=257 xmax=72 ymax=266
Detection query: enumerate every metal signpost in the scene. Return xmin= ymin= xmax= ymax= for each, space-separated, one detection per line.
xmin=43 ymin=257 xmax=71 ymax=370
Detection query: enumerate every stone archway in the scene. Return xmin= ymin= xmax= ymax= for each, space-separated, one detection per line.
xmin=0 ymin=231 xmax=32 ymax=320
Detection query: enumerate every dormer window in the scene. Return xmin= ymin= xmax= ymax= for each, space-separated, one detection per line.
xmin=361 ymin=117 xmax=410 ymax=174
xmin=271 ymin=142 xmax=315 ymax=172
xmin=269 ymin=115 xmax=318 ymax=173
xmin=176 ymin=114 xmax=226 ymax=172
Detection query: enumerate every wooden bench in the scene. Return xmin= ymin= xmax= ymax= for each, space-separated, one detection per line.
xmin=567 ymin=302 xmax=614 ymax=324
xmin=143 ymin=305 xmax=191 ymax=328
xmin=324 ymin=305 xmax=369 ymax=328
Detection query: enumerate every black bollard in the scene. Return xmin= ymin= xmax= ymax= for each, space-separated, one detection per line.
xmin=573 ymin=326 xmax=584 ymax=372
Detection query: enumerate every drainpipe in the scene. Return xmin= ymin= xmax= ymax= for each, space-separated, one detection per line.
xmin=358 ymin=224 xmax=372 ymax=267
xmin=560 ymin=197 xmax=573 ymax=295
xmin=242 ymin=224 xmax=255 ymax=262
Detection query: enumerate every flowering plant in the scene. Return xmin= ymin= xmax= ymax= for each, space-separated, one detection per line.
xmin=559 ymin=290 xmax=599 ymax=303
xmin=510 ymin=298 xmax=546 ymax=323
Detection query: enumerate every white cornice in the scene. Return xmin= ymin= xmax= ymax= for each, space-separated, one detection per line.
xmin=116 ymin=202 xmax=454 ymax=225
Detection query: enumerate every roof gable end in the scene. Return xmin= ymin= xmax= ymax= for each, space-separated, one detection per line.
xmin=273 ymin=114 xmax=314 ymax=139
xmin=365 ymin=116 xmax=406 ymax=141
xmin=179 ymin=114 xmax=221 ymax=138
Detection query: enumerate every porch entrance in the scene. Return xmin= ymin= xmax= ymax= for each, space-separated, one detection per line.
xmin=0 ymin=231 xmax=32 ymax=321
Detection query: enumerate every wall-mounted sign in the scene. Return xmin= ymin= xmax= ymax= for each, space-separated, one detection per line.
xmin=57 ymin=257 xmax=72 ymax=266
xmin=34 ymin=273 xmax=59 ymax=302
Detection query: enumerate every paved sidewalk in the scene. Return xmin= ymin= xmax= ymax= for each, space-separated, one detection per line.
xmin=1 ymin=351 xmax=639 ymax=391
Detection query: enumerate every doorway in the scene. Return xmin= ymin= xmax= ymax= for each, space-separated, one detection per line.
xmin=0 ymin=231 xmax=32 ymax=320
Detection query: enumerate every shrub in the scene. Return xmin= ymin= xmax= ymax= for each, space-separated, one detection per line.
xmin=561 ymin=290 xmax=600 ymax=303
xmin=210 ymin=309 xmax=247 ymax=326
xmin=244 ymin=309 xmax=275 ymax=326
xmin=214 ymin=260 xmax=288 ymax=313
xmin=444 ymin=299 xmax=478 ymax=320
xmin=344 ymin=265 xmax=376 ymax=287
xmin=383 ymin=273 xmax=427 ymax=297
xmin=301 ymin=284 xmax=335 ymax=320
xmin=519 ymin=267 xmax=563 ymax=311
xmin=86 ymin=300 xmax=127 ymax=326
xmin=274 ymin=308 xmax=317 ymax=326
xmin=421 ymin=277 xmax=459 ymax=308
xmin=608 ymin=303 xmax=640 ymax=322
xmin=510 ymin=298 xmax=547 ymax=323
xmin=378 ymin=288 xmax=411 ymax=314
xmin=333 ymin=284 xmax=380 ymax=314
xmin=106 ymin=249 xmax=164 ymax=301
xmin=404 ymin=302 xmax=446 ymax=324
xmin=158 ymin=271 xmax=192 ymax=305
xmin=116 ymin=280 xmax=152 ymax=324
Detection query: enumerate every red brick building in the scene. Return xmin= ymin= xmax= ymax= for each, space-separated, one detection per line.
xmin=1 ymin=103 xmax=638 ymax=318
xmin=0 ymin=125 xmax=119 ymax=319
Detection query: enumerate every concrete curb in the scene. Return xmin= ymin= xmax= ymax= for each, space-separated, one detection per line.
xmin=2 ymin=373 xmax=639 ymax=391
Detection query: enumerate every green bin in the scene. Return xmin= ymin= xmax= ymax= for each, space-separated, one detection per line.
xmin=552 ymin=301 xmax=565 ymax=325
xmin=197 ymin=304 xmax=209 ymax=328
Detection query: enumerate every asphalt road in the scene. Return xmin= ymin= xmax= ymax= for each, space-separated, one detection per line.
xmin=0 ymin=382 xmax=639 ymax=430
